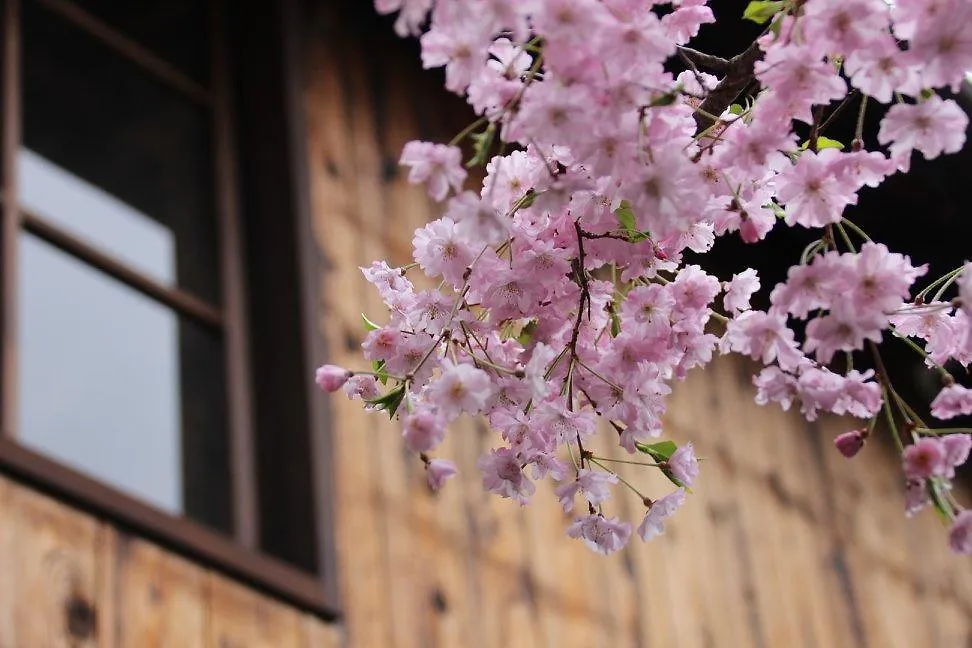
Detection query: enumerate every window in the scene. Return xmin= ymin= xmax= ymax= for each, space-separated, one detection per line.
xmin=0 ymin=0 xmax=336 ymax=616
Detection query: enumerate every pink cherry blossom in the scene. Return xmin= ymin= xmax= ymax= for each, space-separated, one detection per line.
xmin=931 ymin=384 xmax=972 ymax=420
xmin=567 ymin=514 xmax=632 ymax=555
xmin=949 ymin=510 xmax=972 ymax=554
xmin=478 ymin=447 xmax=536 ymax=504
xmin=400 ymin=141 xmax=468 ymax=201
xmin=723 ymin=269 xmax=760 ymax=313
xmin=775 ymin=150 xmax=858 ymax=229
xmin=429 ymin=361 xmax=492 ymax=418
xmin=426 ymin=458 xmax=458 ymax=491
xmin=903 ymin=438 xmax=948 ymax=480
xmin=335 ymin=0 xmax=972 ymax=560
xmin=878 ymin=97 xmax=968 ymax=162
xmin=667 ymin=443 xmax=699 ymax=486
xmin=402 ymin=410 xmax=447 ymax=453
xmin=554 ymin=468 xmax=619 ymax=512
xmin=637 ymin=489 xmax=686 ymax=541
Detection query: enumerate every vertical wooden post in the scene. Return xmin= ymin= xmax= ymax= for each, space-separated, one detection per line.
xmin=1 ymin=0 xmax=21 ymax=439
xmin=211 ymin=0 xmax=258 ymax=548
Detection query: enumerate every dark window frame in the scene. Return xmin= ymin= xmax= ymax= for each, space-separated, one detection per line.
xmin=0 ymin=0 xmax=338 ymax=618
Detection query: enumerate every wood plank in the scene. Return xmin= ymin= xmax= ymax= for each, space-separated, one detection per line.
xmin=112 ymin=535 xmax=207 ymax=648
xmin=301 ymin=615 xmax=345 ymax=648
xmin=0 ymin=477 xmax=112 ymax=647
xmin=205 ymin=572 xmax=303 ymax=648
xmin=304 ymin=22 xmax=393 ymax=648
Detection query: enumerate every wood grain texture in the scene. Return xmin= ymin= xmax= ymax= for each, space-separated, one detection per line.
xmin=112 ymin=536 xmax=207 ymax=648
xmin=0 ymin=480 xmax=113 ymax=648
xmin=206 ymin=572 xmax=303 ymax=648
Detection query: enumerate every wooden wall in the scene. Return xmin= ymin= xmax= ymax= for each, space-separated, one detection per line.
xmin=0 ymin=5 xmax=969 ymax=648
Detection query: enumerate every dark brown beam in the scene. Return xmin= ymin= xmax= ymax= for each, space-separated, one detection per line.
xmin=211 ymin=0 xmax=259 ymax=550
xmin=22 ymin=211 xmax=223 ymax=330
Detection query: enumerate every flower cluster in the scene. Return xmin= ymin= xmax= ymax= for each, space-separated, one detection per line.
xmin=320 ymin=0 xmax=972 ymax=556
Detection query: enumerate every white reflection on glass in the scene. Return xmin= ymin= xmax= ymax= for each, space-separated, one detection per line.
xmin=19 ymin=148 xmax=175 ymax=284
xmin=17 ymin=152 xmax=182 ymax=514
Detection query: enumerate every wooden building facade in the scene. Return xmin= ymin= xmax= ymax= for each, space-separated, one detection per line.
xmin=0 ymin=1 xmax=968 ymax=646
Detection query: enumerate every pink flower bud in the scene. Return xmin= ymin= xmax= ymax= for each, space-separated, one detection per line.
xmin=833 ymin=429 xmax=867 ymax=458
xmin=426 ymin=459 xmax=458 ymax=491
xmin=315 ymin=364 xmax=351 ymax=393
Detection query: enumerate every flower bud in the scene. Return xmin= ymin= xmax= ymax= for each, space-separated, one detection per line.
xmin=426 ymin=459 xmax=458 ymax=491
xmin=315 ymin=364 xmax=351 ymax=393
xmin=833 ymin=429 xmax=867 ymax=458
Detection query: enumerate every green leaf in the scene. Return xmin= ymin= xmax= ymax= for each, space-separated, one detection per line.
xmin=648 ymin=90 xmax=679 ymax=107
xmin=743 ymin=0 xmax=785 ymax=24
xmin=800 ymin=136 xmax=845 ymax=151
xmin=518 ymin=189 xmax=539 ymax=210
xmin=366 ymin=384 xmax=407 ymax=419
xmin=635 ymin=440 xmax=678 ymax=462
xmin=372 ymin=359 xmax=389 ymax=385
xmin=614 ymin=200 xmax=637 ymax=233
xmin=466 ymin=122 xmax=497 ymax=169
xmin=362 ymin=313 xmax=381 ymax=331
xmin=765 ymin=201 xmax=786 ymax=219
xmin=610 ymin=310 xmax=622 ymax=338
xmin=660 ymin=466 xmax=691 ymax=491
xmin=516 ymin=320 xmax=538 ymax=346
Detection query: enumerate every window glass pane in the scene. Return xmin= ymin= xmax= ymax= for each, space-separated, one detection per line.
xmin=17 ymin=233 xmax=231 ymax=530
xmin=70 ymin=0 xmax=210 ymax=85
xmin=22 ymin=0 xmax=220 ymax=303
xmin=19 ymin=149 xmax=175 ymax=284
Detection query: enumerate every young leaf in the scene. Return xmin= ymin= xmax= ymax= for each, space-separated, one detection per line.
xmin=614 ymin=200 xmax=637 ymax=235
xmin=743 ymin=0 xmax=785 ymax=24
xmin=362 ymin=313 xmax=381 ymax=331
xmin=635 ymin=440 xmax=678 ymax=462
xmin=466 ymin=122 xmax=497 ymax=169
xmin=517 ymin=320 xmax=538 ymax=346
xmin=800 ymin=136 xmax=845 ymax=151
xmin=366 ymin=383 xmax=407 ymax=420
xmin=372 ymin=359 xmax=389 ymax=385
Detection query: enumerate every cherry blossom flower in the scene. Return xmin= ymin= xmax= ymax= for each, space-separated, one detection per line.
xmin=931 ymin=384 xmax=972 ymax=420
xmin=775 ymin=150 xmax=858 ymax=228
xmin=429 ymin=361 xmax=492 ymax=418
xmin=402 ymin=410 xmax=447 ymax=453
xmin=554 ymin=468 xmax=619 ymax=512
xmin=478 ymin=447 xmax=536 ymax=504
xmin=903 ymin=438 xmax=948 ymax=480
xmin=637 ymin=489 xmax=686 ymax=541
xmin=667 ymin=443 xmax=699 ymax=486
xmin=723 ymin=269 xmax=760 ymax=314
xmin=426 ymin=459 xmax=458 ymax=491
xmin=878 ymin=97 xmax=968 ymax=163
xmin=949 ymin=510 xmax=972 ymax=554
xmin=400 ymin=141 xmax=467 ymax=201
xmin=567 ymin=514 xmax=632 ymax=555
xmin=335 ymin=0 xmax=972 ymax=560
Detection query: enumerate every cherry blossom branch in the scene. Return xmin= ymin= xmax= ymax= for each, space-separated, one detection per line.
xmin=693 ymin=40 xmax=763 ymax=133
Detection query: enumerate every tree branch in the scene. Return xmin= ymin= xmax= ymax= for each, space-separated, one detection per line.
xmin=692 ymin=41 xmax=763 ymax=134
xmin=677 ymin=46 xmax=730 ymax=74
